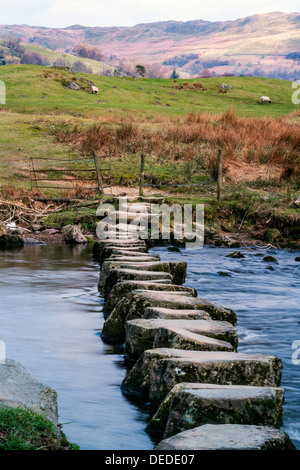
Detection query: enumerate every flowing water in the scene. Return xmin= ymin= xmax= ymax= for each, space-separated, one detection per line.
xmin=0 ymin=245 xmax=154 ymax=450
xmin=0 ymin=243 xmax=299 ymax=449
xmin=150 ymin=245 xmax=300 ymax=449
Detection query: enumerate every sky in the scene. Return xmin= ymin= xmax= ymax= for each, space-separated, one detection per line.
xmin=0 ymin=0 xmax=299 ymax=28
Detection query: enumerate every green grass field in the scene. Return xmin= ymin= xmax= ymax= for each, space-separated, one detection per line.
xmin=0 ymin=64 xmax=297 ymax=118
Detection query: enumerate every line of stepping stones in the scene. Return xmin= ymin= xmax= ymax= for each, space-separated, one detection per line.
xmin=93 ymin=201 xmax=295 ymax=450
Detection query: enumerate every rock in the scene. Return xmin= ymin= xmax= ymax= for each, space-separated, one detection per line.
xmin=108 ymin=255 xmax=160 ymax=263
xmin=266 ymin=266 xmax=275 ymax=271
xmin=295 ymin=257 xmax=300 ymax=262
xmin=154 ymin=424 xmax=295 ymax=450
xmin=125 ymin=318 xmax=238 ymax=359
xmin=0 ymin=233 xmax=24 ymax=249
xmin=0 ymin=359 xmax=59 ymax=427
xmin=67 ymin=81 xmax=80 ymax=90
xmin=102 ymin=291 xmax=236 ymax=343
xmin=62 ymin=225 xmax=87 ymax=244
xmin=99 ymin=260 xmax=187 ymax=289
xmin=23 ymin=237 xmax=46 ymax=245
xmin=218 ymin=271 xmax=231 ymax=276
xmin=225 ymin=251 xmax=245 ymax=259
xmin=121 ymin=349 xmax=282 ymax=405
xmin=93 ymin=240 xmax=147 ymax=263
xmin=147 ymin=383 xmax=284 ymax=437
xmin=42 ymin=228 xmax=60 ymax=235
xmin=102 ymin=269 xmax=173 ymax=298
xmin=144 ymin=307 xmax=211 ymax=321
xmin=294 ymin=195 xmax=300 ymax=206
xmin=219 ymin=83 xmax=232 ymax=90
xmin=31 ymin=224 xmax=42 ymax=232
xmin=167 ymin=246 xmax=181 ymax=252
xmin=263 ymin=255 xmax=278 ymax=263
xmin=103 ymin=281 xmax=197 ymax=314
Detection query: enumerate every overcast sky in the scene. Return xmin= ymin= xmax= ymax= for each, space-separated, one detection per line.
xmin=0 ymin=0 xmax=299 ymax=28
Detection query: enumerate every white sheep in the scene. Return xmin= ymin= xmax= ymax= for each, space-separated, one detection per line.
xmin=91 ymin=85 xmax=99 ymax=94
xmin=260 ymin=96 xmax=271 ymax=104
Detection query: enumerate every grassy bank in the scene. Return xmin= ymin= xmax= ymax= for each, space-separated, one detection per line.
xmin=0 ymin=407 xmax=79 ymax=450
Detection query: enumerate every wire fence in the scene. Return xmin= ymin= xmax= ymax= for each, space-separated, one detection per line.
xmin=0 ymin=152 xmax=296 ymax=205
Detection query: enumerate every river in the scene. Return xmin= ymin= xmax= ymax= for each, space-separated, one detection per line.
xmin=0 ymin=243 xmax=299 ymax=449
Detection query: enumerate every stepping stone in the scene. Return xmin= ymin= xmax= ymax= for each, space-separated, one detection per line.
xmin=102 ymin=269 xmax=173 ymax=299
xmin=144 ymin=307 xmax=211 ymax=321
xmin=103 ymin=281 xmax=197 ymax=313
xmin=102 ymin=291 xmax=235 ymax=343
xmin=147 ymin=383 xmax=284 ymax=437
xmin=97 ymin=247 xmax=149 ymax=264
xmin=108 ymin=255 xmax=161 ymax=263
xmin=121 ymin=348 xmax=282 ymax=405
xmin=154 ymin=424 xmax=295 ymax=450
xmin=0 ymin=359 xmax=58 ymax=427
xmin=99 ymin=260 xmax=187 ymax=288
xmin=93 ymin=240 xmax=147 ymax=262
xmin=125 ymin=319 xmax=238 ymax=359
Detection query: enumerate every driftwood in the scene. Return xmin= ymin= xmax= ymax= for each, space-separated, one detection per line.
xmin=0 ymin=199 xmax=65 ymax=227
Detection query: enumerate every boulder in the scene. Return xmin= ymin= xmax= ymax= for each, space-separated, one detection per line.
xmin=0 ymin=233 xmax=24 ymax=249
xmin=121 ymin=348 xmax=282 ymax=405
xmin=144 ymin=307 xmax=211 ymax=321
xmin=42 ymin=229 xmax=60 ymax=235
xmin=102 ymin=291 xmax=236 ymax=343
xmin=102 ymin=269 xmax=173 ymax=298
xmin=263 ymin=255 xmax=278 ymax=263
xmin=62 ymin=225 xmax=87 ymax=244
xmin=225 ymin=251 xmax=245 ymax=259
xmin=0 ymin=359 xmax=59 ymax=427
xmin=125 ymin=318 xmax=237 ymax=359
xmin=93 ymin=240 xmax=147 ymax=263
xmin=147 ymin=383 xmax=284 ymax=437
xmin=23 ymin=237 xmax=46 ymax=245
xmin=99 ymin=260 xmax=186 ymax=289
xmin=103 ymin=281 xmax=197 ymax=314
xmin=67 ymin=81 xmax=80 ymax=91
xmin=154 ymin=424 xmax=295 ymax=450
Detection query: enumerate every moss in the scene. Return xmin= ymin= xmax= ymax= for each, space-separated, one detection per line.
xmin=264 ymin=228 xmax=281 ymax=243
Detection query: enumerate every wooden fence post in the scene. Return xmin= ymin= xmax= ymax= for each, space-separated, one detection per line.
xmin=93 ymin=152 xmax=104 ymax=195
xmin=139 ymin=152 xmax=145 ymax=197
xmin=217 ymin=149 xmax=223 ymax=202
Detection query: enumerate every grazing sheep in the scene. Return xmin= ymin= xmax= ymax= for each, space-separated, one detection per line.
xmin=260 ymin=96 xmax=271 ymax=104
xmin=91 ymin=85 xmax=99 ymax=94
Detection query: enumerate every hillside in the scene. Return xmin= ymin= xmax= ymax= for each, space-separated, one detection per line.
xmin=0 ymin=64 xmax=297 ymax=117
xmin=0 ymin=64 xmax=299 ymax=247
xmin=0 ymin=12 xmax=300 ymax=79
xmin=0 ymin=42 xmax=115 ymax=75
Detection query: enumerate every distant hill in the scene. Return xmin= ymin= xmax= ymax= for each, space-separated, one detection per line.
xmin=0 ymin=42 xmax=115 ymax=75
xmin=1 ymin=12 xmax=300 ymax=79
